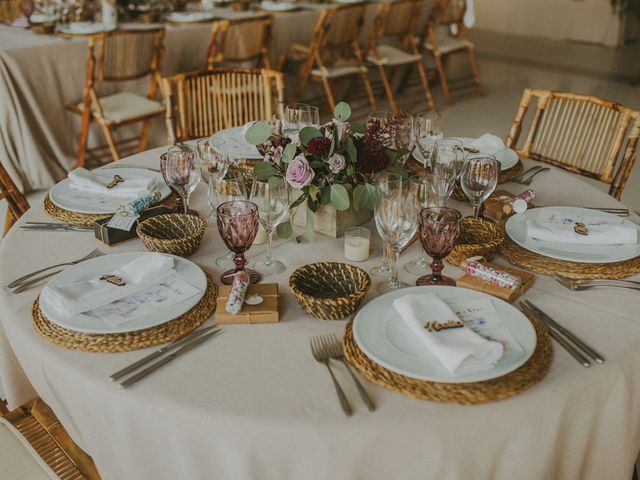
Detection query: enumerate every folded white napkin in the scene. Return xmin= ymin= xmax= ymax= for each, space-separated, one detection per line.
xmin=68 ymin=168 xmax=157 ymax=198
xmin=41 ymin=253 xmax=174 ymax=316
xmin=393 ymin=293 xmax=504 ymax=375
xmin=469 ymin=133 xmax=505 ymax=155
xmin=527 ymin=220 xmax=637 ymax=245
xmin=261 ymin=1 xmax=295 ymax=10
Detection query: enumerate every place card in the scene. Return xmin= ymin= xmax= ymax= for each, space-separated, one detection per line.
xmin=94 ymin=206 xmax=173 ymax=246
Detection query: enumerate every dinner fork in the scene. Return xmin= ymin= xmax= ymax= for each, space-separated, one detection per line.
xmin=7 ymin=248 xmax=104 ymax=289
xmin=509 ymin=166 xmax=542 ymax=184
xmin=324 ymin=334 xmax=375 ymax=411
xmin=310 ymin=336 xmax=352 ymax=416
xmin=554 ymin=274 xmax=640 ymax=292
xmin=512 ymin=167 xmax=550 ymax=185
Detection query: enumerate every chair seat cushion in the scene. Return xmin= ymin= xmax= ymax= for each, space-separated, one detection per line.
xmin=424 ymin=35 xmax=474 ymax=54
xmin=311 ymin=60 xmax=368 ymax=78
xmin=0 ymin=418 xmax=57 ymax=479
xmin=367 ymin=45 xmax=421 ymax=66
xmin=77 ymin=92 xmax=164 ymax=124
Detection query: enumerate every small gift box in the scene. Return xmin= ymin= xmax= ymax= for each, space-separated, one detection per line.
xmin=94 ymin=206 xmax=173 ymax=246
xmin=484 ymin=189 xmax=535 ymax=223
xmin=456 ymin=261 xmax=535 ymax=303
xmin=215 ymin=283 xmax=279 ymax=324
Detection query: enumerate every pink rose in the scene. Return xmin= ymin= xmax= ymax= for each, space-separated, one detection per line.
xmin=328 ymin=153 xmax=346 ymax=174
xmin=285 ymin=155 xmax=315 ymax=189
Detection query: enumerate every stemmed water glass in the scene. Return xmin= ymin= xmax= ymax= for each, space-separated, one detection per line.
xmin=366 ymin=111 xmax=392 ymax=147
xmin=370 ymin=172 xmax=403 ymax=278
xmin=250 ymin=178 xmax=289 ymax=275
xmin=416 ymin=207 xmax=462 ymax=286
xmin=196 ymin=139 xmax=231 ymax=186
xmin=414 ymin=112 xmax=443 ymax=169
xmin=216 ymin=200 xmax=260 ymax=285
xmin=388 ymin=112 xmax=414 ymax=166
xmin=208 ymin=176 xmax=248 ymax=269
xmin=160 ymin=149 xmax=201 ymax=215
xmin=461 ymin=154 xmax=500 ymax=219
xmin=430 ymin=138 xmax=462 ymax=206
xmin=404 ymin=175 xmax=435 ymax=275
xmin=284 ymin=103 xmax=320 ymax=137
xmin=375 ymin=191 xmax=419 ymax=294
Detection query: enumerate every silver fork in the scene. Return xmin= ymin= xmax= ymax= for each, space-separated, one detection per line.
xmin=513 ymin=167 xmax=550 ymax=185
xmin=554 ymin=274 xmax=640 ymax=292
xmin=310 ymin=336 xmax=352 ymax=416
xmin=7 ymin=249 xmax=104 ymax=289
xmin=510 ymin=166 xmax=542 ymax=184
xmin=325 ymin=334 xmax=375 ymax=411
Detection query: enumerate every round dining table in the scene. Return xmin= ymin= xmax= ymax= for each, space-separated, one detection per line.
xmin=1 ymin=148 xmax=640 ymax=480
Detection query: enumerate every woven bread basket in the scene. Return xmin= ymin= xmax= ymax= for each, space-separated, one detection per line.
xmin=289 ymin=262 xmax=371 ymax=320
xmin=446 ymin=217 xmax=505 ymax=267
xmin=137 ymin=214 xmax=206 ymax=257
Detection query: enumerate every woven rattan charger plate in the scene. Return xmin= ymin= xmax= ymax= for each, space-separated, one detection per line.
xmin=343 ymin=311 xmax=552 ymax=405
xmin=500 ymin=236 xmax=640 ymax=280
xmin=32 ymin=274 xmax=218 ymax=352
xmin=44 ymin=194 xmax=177 ymax=227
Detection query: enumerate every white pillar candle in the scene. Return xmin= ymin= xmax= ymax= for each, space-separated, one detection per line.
xmin=254 ymin=223 xmax=268 ymax=245
xmin=344 ymin=227 xmax=370 ymax=262
xmin=101 ymin=0 xmax=117 ymax=29
xmin=201 ymin=0 xmax=214 ymax=9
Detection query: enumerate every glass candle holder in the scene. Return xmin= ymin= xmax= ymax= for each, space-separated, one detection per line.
xmin=344 ymin=227 xmax=370 ymax=262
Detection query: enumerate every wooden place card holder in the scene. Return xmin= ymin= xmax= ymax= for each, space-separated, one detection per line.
xmin=215 ymin=283 xmax=279 ymax=324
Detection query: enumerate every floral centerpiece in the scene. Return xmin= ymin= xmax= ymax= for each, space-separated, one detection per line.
xmin=244 ymin=102 xmax=408 ymax=238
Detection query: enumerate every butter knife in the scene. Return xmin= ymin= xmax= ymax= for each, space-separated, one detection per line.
xmin=110 ymin=325 xmax=221 ymax=381
xmin=120 ymin=330 xmax=221 ymax=388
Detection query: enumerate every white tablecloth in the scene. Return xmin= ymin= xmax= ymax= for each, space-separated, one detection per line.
xmin=1 ymin=150 xmax=640 ymax=479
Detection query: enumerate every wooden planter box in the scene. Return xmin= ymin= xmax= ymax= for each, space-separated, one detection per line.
xmin=294 ymin=203 xmax=373 ymax=238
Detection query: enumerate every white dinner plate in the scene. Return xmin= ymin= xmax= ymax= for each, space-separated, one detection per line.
xmin=352 ymin=286 xmax=536 ymax=384
xmin=210 ymin=126 xmax=263 ymax=160
xmin=165 ymin=11 xmax=216 ymax=22
xmin=39 ymin=252 xmax=207 ymax=334
xmin=57 ymin=22 xmax=117 ymax=35
xmin=260 ymin=1 xmax=298 ymax=10
xmin=49 ymin=167 xmax=171 ymax=215
xmin=505 ymin=206 xmax=640 ymax=264
xmin=413 ymin=137 xmax=518 ymax=172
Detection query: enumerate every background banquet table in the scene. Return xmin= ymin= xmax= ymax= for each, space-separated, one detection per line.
xmin=0 ymin=1 xmax=434 ymax=195
xmin=1 ymin=149 xmax=640 ymax=479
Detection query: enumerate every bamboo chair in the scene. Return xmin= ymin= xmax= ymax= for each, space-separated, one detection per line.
xmin=422 ymin=0 xmax=482 ymax=103
xmin=162 ymin=67 xmax=285 ymax=143
xmin=205 ymin=15 xmax=273 ymax=69
xmin=0 ymin=0 xmax=21 ymax=22
xmin=283 ymin=4 xmax=376 ymax=112
xmin=506 ymin=88 xmax=640 ymax=200
xmin=68 ymin=28 xmax=166 ymax=167
xmin=1 ymin=162 xmax=29 ymax=235
xmin=365 ymin=0 xmax=434 ymax=113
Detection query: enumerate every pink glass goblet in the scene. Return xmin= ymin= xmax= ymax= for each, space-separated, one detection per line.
xmin=216 ymin=200 xmax=261 ymax=285
xmin=416 ymin=207 xmax=462 ymax=286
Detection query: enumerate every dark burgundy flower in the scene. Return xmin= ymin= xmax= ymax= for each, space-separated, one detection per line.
xmin=306 ymin=136 xmax=331 ymax=157
xmin=356 ymin=121 xmax=390 ymax=173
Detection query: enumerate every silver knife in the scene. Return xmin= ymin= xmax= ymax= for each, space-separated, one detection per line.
xmin=519 ymin=303 xmax=591 ymax=368
xmin=20 ymin=225 xmax=91 ymax=232
xmin=524 ymin=301 xmax=604 ymax=364
xmin=120 ymin=330 xmax=221 ymax=388
xmin=110 ymin=326 xmax=221 ymax=381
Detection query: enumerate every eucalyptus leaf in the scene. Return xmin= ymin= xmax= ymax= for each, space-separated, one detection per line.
xmin=334 ymin=102 xmax=351 ymax=121
xmin=282 ymin=143 xmax=296 ymax=164
xmin=253 ymin=162 xmax=277 ymax=181
xmin=245 ymin=122 xmax=272 ymax=145
xmin=320 ymin=185 xmax=331 ymax=206
xmin=353 ymin=183 xmax=380 ymax=211
xmin=329 ymin=183 xmax=350 ymax=211
xmin=308 ymin=184 xmax=319 ymax=202
xmin=299 ymin=126 xmax=323 ymax=146
xmin=306 ymin=204 xmax=315 ymax=241
xmin=386 ymin=164 xmax=409 ymax=180
xmin=345 ymin=137 xmax=357 ymax=164
xmin=351 ymin=122 xmax=365 ymax=134
xmin=276 ymin=221 xmax=293 ymax=239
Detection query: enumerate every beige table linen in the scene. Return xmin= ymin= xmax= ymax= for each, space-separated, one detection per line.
xmin=1 ymin=149 xmax=640 ymax=479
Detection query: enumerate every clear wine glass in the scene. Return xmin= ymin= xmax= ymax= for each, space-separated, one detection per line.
xmin=461 ymin=154 xmax=500 ymax=219
xmin=414 ymin=112 xmax=443 ymax=169
xmin=250 ymin=178 xmax=290 ymax=275
xmin=370 ymin=171 xmax=403 ymax=278
xmin=208 ymin=176 xmax=248 ymax=269
xmin=160 ymin=150 xmax=200 ymax=215
xmin=216 ymin=200 xmax=260 ymax=285
xmin=196 ymin=139 xmax=230 ymax=185
xmin=366 ymin=111 xmax=393 ymax=147
xmin=416 ymin=207 xmax=462 ymax=286
xmin=284 ymin=103 xmax=319 ymax=137
xmin=430 ymin=138 xmax=461 ymax=206
xmin=404 ymin=174 xmax=435 ymax=275
xmin=375 ymin=191 xmax=419 ymax=294
xmin=388 ymin=112 xmax=414 ymax=166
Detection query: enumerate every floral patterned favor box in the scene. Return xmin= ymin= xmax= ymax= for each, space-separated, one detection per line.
xmin=456 ymin=262 xmax=535 ymax=303
xmin=215 ymin=284 xmax=279 ymax=324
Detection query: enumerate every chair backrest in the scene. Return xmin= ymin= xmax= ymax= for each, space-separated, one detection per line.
xmin=0 ymin=162 xmax=29 ymax=234
xmin=162 ymin=67 xmax=285 ymax=143
xmin=367 ymin=0 xmax=421 ymax=50
xmin=428 ymin=0 xmax=466 ymax=26
xmin=206 ymin=16 xmax=273 ymax=69
xmin=0 ymin=0 xmax=21 ymax=23
xmin=506 ymin=88 xmax=640 ymax=199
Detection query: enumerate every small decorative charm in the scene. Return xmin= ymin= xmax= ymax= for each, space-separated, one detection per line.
xmin=107 ymin=175 xmax=125 ymax=189
xmin=244 ymin=294 xmax=264 ymax=306
xmin=225 ymin=271 xmax=251 ymax=315
xmin=574 ymin=222 xmax=589 ymax=236
xmin=117 ymin=191 xmax=161 ymax=217
xmin=100 ymin=274 xmax=126 ymax=286
xmin=424 ymin=320 xmax=465 ymax=332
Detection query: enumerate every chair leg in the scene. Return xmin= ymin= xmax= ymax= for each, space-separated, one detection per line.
xmin=376 ymin=65 xmax=397 ymax=113
xmin=432 ymin=52 xmax=452 ymax=104
xmin=415 ymin=61 xmax=436 ymax=111
xmin=138 ymin=119 xmax=151 ymax=153
xmin=101 ymin=124 xmax=120 ymax=162
xmin=320 ymin=76 xmax=336 ymax=112
xmin=75 ymin=109 xmax=92 ymax=168
xmin=360 ymin=73 xmax=377 ymax=113
xmin=466 ymin=47 xmax=484 ymax=96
